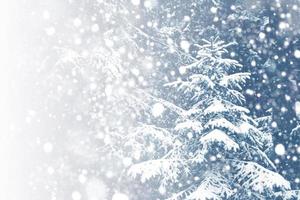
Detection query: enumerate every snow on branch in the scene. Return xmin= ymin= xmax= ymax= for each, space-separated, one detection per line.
xmin=164 ymin=79 xmax=208 ymax=102
xmin=164 ymin=80 xmax=195 ymax=94
xmin=189 ymin=74 xmax=215 ymax=89
xmin=144 ymin=92 xmax=187 ymax=117
xmin=166 ymin=184 xmax=197 ymax=200
xmin=233 ymin=161 xmax=290 ymax=194
xmin=128 ymin=158 xmax=187 ymax=185
xmin=204 ymin=118 xmax=241 ymax=134
xmin=200 ymin=129 xmax=239 ymax=151
xmin=291 ymin=124 xmax=300 ymax=135
xmin=215 ymin=58 xmax=243 ymax=70
xmin=197 ymin=39 xmax=237 ymax=57
xmin=186 ymin=172 xmax=233 ymax=200
xmin=219 ymin=72 xmax=251 ymax=90
xmin=132 ymin=124 xmax=174 ymax=147
xmin=242 ymin=143 xmax=277 ymax=171
xmin=203 ymin=99 xmax=249 ymax=116
xmin=255 ymin=115 xmax=272 ymax=127
xmin=179 ymin=57 xmax=208 ymax=72
xmin=238 ymin=122 xmax=266 ymax=148
xmin=200 ymin=38 xmax=236 ymax=52
xmin=275 ymin=190 xmax=300 ymax=199
xmin=175 ymin=119 xmax=203 ymax=133
xmin=224 ymin=88 xmax=246 ymax=104
xmin=165 ymin=76 xmax=214 ymax=93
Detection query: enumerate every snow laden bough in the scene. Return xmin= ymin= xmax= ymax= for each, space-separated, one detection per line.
xmin=124 ymin=39 xmax=293 ymax=199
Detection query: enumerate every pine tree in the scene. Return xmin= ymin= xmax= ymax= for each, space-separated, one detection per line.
xmin=125 ymin=38 xmax=290 ymax=199
xmin=45 ymin=1 xmax=151 ymax=196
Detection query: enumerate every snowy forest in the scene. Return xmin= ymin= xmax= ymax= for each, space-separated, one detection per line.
xmin=1 ymin=0 xmax=300 ymax=199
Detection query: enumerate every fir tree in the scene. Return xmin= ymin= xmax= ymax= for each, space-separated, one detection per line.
xmin=125 ymin=38 xmax=290 ymax=199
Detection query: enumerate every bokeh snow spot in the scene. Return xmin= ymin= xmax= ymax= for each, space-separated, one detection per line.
xmin=112 ymin=193 xmax=129 ymax=200
xmin=43 ymin=142 xmax=53 ymax=153
xmin=72 ymin=191 xmax=82 ymax=200
xmin=152 ymin=103 xmax=165 ymax=117
xmin=275 ymin=144 xmax=285 ymax=156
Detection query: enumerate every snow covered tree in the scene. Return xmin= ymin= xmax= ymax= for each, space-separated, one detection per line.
xmin=125 ymin=38 xmax=291 ymax=199
xmin=39 ymin=1 xmax=155 ymax=197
